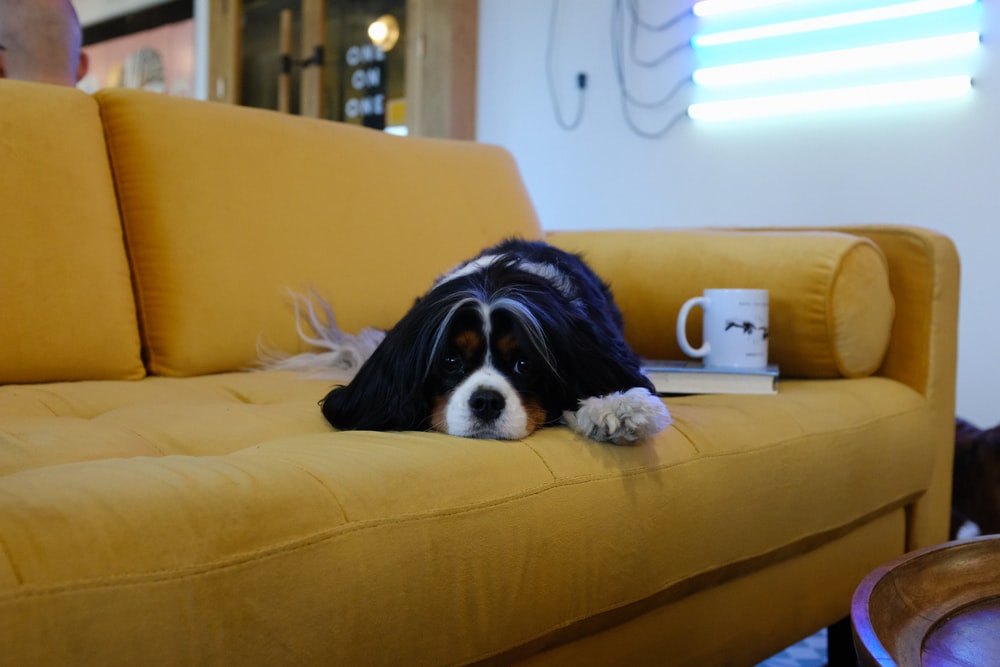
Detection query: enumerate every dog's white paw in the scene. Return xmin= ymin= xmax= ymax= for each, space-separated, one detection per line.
xmin=564 ymin=387 xmax=672 ymax=445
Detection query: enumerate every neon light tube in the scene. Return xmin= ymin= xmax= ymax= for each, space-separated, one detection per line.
xmin=693 ymin=0 xmax=795 ymax=18
xmin=693 ymin=0 xmax=977 ymax=47
xmin=688 ymin=75 xmax=972 ymax=121
xmin=693 ymin=32 xmax=980 ymax=87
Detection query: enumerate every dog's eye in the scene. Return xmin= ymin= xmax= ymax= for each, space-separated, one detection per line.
xmin=513 ymin=359 xmax=532 ymax=375
xmin=443 ymin=355 xmax=464 ymax=375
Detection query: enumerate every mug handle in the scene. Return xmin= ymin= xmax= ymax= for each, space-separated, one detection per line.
xmin=676 ymin=296 xmax=709 ymax=359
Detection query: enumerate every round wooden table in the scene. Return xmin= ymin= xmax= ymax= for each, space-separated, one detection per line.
xmin=851 ymin=535 xmax=1000 ymax=666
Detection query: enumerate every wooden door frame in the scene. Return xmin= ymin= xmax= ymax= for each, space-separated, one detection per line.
xmin=207 ymin=0 xmax=241 ymax=104
xmin=406 ymin=0 xmax=477 ymax=139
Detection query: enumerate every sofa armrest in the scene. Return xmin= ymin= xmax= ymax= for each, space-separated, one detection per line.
xmin=547 ymin=225 xmax=960 ymax=549
xmin=817 ymin=225 xmax=960 ymax=399
xmin=811 ymin=224 xmax=960 ymax=549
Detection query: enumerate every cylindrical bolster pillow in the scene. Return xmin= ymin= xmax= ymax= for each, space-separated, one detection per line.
xmin=548 ymin=229 xmax=895 ymax=379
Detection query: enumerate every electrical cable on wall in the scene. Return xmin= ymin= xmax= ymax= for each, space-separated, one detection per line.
xmin=547 ymin=0 xmax=587 ymax=130
xmin=611 ymin=0 xmax=693 ymax=139
xmin=627 ymin=0 xmax=689 ymax=67
xmin=628 ymin=0 xmax=688 ymax=31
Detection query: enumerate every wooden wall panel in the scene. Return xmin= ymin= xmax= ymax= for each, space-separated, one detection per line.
xmin=406 ymin=0 xmax=477 ymax=139
xmin=299 ymin=0 xmax=326 ymax=118
xmin=208 ymin=0 xmax=241 ymax=104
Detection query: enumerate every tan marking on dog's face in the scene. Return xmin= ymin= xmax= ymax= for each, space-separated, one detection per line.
xmin=453 ymin=329 xmax=482 ymax=356
xmin=523 ymin=398 xmax=547 ymax=435
xmin=496 ymin=332 xmax=518 ymax=357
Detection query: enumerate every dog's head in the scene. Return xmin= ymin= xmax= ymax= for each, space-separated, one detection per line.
xmin=321 ymin=240 xmax=654 ymax=440
xmin=423 ymin=291 xmax=565 ymax=439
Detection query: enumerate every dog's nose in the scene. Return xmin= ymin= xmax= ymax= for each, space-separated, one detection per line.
xmin=469 ymin=389 xmax=505 ymax=422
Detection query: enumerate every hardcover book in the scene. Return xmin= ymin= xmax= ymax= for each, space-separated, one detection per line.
xmin=641 ymin=360 xmax=779 ymax=395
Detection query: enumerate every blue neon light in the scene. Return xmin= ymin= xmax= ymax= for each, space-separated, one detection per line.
xmin=689 ymin=0 xmax=981 ymax=120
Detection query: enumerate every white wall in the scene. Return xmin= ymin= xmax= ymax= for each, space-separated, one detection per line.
xmin=477 ymin=0 xmax=1000 ymax=428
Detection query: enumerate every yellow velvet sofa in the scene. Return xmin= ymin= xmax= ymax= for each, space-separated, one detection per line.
xmin=0 ymin=80 xmax=959 ymax=666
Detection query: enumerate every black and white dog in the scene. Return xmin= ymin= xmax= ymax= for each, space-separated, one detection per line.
xmin=320 ymin=239 xmax=671 ymax=444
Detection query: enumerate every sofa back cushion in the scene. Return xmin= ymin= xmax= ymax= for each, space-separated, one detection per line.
xmin=0 ymin=81 xmax=144 ymax=383
xmin=96 ymin=89 xmax=542 ymax=377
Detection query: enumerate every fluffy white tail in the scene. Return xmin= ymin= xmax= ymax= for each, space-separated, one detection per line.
xmin=257 ymin=290 xmax=385 ymax=381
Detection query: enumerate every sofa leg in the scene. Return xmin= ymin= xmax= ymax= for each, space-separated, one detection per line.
xmin=827 ymin=616 xmax=859 ymax=666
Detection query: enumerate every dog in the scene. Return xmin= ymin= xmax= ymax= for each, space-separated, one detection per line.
xmin=951 ymin=418 xmax=1000 ymax=538
xmin=318 ymin=239 xmax=671 ymax=444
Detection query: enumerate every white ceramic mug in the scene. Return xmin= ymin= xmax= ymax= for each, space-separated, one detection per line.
xmin=676 ymin=289 xmax=769 ymax=369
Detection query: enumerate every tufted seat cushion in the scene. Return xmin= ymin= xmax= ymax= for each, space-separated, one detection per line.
xmin=0 ymin=373 xmax=931 ymax=665
xmin=0 ymin=372 xmax=333 ymax=475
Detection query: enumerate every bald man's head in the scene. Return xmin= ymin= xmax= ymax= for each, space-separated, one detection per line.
xmin=0 ymin=0 xmax=88 ymax=86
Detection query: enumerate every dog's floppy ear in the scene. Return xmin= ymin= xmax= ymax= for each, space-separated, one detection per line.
xmin=558 ymin=329 xmax=655 ymax=400
xmin=522 ymin=283 xmax=652 ymax=402
xmin=321 ymin=297 xmax=438 ymax=432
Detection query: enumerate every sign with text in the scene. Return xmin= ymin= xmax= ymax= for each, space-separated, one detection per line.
xmin=344 ymin=44 xmax=386 ymax=129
